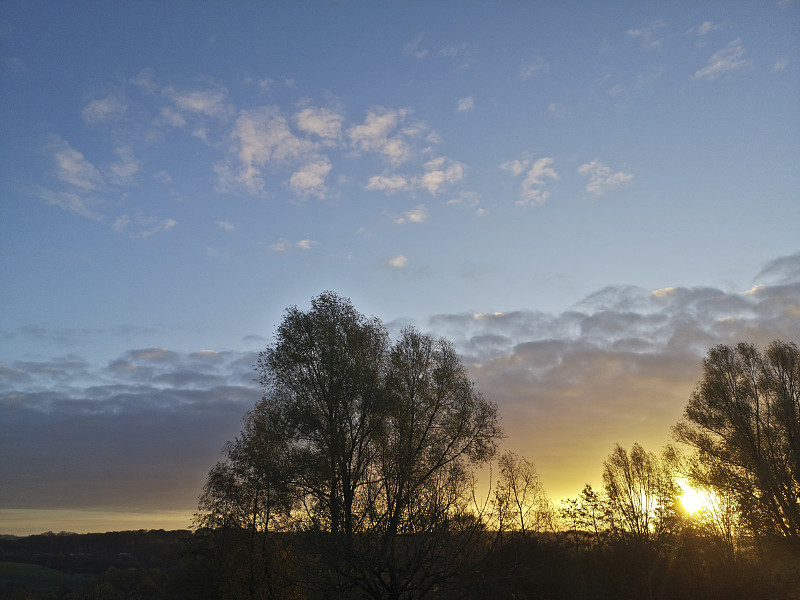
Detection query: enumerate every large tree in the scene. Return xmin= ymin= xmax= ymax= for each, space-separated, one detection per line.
xmin=673 ymin=340 xmax=800 ymax=542
xmin=202 ymin=292 xmax=502 ymax=598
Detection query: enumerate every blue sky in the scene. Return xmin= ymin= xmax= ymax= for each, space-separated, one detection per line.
xmin=1 ymin=1 xmax=799 ymax=534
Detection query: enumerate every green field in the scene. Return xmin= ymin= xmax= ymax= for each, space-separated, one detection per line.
xmin=0 ymin=562 xmax=95 ymax=595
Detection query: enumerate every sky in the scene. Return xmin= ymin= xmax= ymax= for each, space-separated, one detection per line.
xmin=1 ymin=0 xmax=798 ymax=536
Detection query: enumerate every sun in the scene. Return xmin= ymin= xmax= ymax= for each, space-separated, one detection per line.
xmin=677 ymin=478 xmax=714 ymax=514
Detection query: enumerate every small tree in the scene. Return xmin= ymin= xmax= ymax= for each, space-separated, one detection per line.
xmin=494 ymin=451 xmax=553 ymax=541
xmin=602 ymin=443 xmax=679 ymax=546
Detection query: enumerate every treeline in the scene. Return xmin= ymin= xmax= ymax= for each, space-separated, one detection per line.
xmin=3 ymin=294 xmax=798 ymax=599
xmin=185 ymin=294 xmax=799 ymax=599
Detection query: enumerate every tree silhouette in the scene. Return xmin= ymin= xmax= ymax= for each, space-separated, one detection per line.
xmin=674 ymin=340 xmax=800 ymax=542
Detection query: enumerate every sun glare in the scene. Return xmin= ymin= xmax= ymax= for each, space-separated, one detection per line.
xmin=678 ymin=479 xmax=714 ymax=514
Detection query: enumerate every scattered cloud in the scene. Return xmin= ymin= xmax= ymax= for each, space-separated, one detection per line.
xmin=519 ymin=56 xmax=549 ymax=80
xmin=545 ymin=103 xmax=567 ymax=118
xmin=113 ymin=214 xmax=177 ymax=239
xmin=218 ymin=105 xmax=318 ymax=196
xmin=296 ymin=239 xmax=317 ymax=250
xmin=773 ymin=58 xmax=788 ymax=72
xmin=689 ymin=21 xmax=720 ymax=39
xmin=107 ymin=145 xmax=140 ymax=186
xmin=387 ymin=254 xmax=408 ymax=268
xmin=49 ymin=137 xmax=104 ymax=191
xmin=366 ymin=174 xmax=410 ymax=193
xmin=82 ymin=95 xmax=127 ymax=124
xmin=418 ymin=156 xmax=465 ymax=194
xmin=215 ymin=220 xmax=235 ymax=232
xmin=153 ymin=170 xmax=173 ymax=184
xmin=439 ymin=43 xmax=476 ymax=68
xmin=393 ymin=204 xmax=429 ymax=225
xmin=626 ymin=20 xmax=667 ymax=51
xmin=347 ymin=107 xmax=415 ymax=165
xmin=294 ymin=106 xmax=344 ymax=140
xmin=289 ymin=157 xmax=332 ymax=198
xmin=502 ymin=155 xmax=559 ymax=206
xmin=270 ymin=238 xmax=291 ymax=252
xmin=163 ymin=85 xmax=233 ymax=120
xmin=30 ymin=186 xmax=103 ymax=220
xmin=578 ymin=159 xmax=634 ymax=195
xmin=694 ymin=39 xmax=748 ymax=80
xmin=403 ymin=35 xmax=429 ymax=59
xmin=456 ymin=97 xmax=475 ymax=113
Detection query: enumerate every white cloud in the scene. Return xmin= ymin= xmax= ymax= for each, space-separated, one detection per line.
xmin=113 ymin=214 xmax=177 ymax=239
xmin=394 ymin=204 xmax=429 ymax=225
xmin=694 ymin=39 xmax=748 ymax=80
xmin=163 ymin=86 xmax=233 ymax=119
xmin=49 ymin=137 xmax=104 ymax=191
xmin=347 ymin=107 xmax=415 ymax=165
xmin=108 ymin=145 xmax=140 ymax=185
xmin=626 ymin=20 xmax=667 ymax=51
xmin=294 ymin=107 xmax=343 ymax=140
xmin=695 ymin=21 xmax=719 ymax=37
xmin=418 ymin=156 xmax=465 ymax=195
xmin=578 ymin=159 xmax=633 ymax=195
xmin=159 ymin=107 xmax=187 ymax=127
xmin=153 ymin=170 xmax=172 ymax=184
xmin=447 ymin=191 xmax=480 ymax=209
xmin=30 ymin=186 xmax=103 ymax=221
xmin=440 ymin=43 xmax=476 ymax=68
xmin=289 ymin=158 xmax=332 ymax=198
xmin=456 ymin=97 xmax=474 ymax=113
xmin=519 ymin=56 xmax=549 ymax=80
xmin=82 ymin=95 xmax=127 ymax=124
xmin=270 ymin=238 xmax=291 ymax=252
xmin=403 ymin=35 xmax=429 ymax=59
xmin=366 ymin=174 xmax=410 ymax=193
xmin=773 ymin=58 xmax=788 ymax=72
xmin=387 ymin=254 xmax=408 ymax=268
xmin=545 ymin=103 xmax=566 ymax=118
xmin=502 ymin=156 xmax=559 ymax=206
xmin=215 ymin=221 xmax=235 ymax=232
xmin=221 ymin=106 xmax=317 ymax=196
xmin=296 ymin=239 xmax=317 ymax=250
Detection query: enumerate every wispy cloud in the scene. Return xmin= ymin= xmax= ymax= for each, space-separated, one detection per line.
xmin=694 ymin=38 xmax=748 ymax=80
xmin=163 ymin=85 xmax=233 ymax=120
xmin=456 ymin=97 xmax=475 ymax=113
xmin=30 ymin=186 xmax=103 ymax=221
xmin=502 ymin=155 xmax=559 ymax=206
xmin=215 ymin=221 xmax=235 ymax=232
xmin=518 ymin=56 xmax=549 ymax=80
xmin=578 ymin=159 xmax=633 ymax=195
xmin=627 ymin=20 xmax=667 ymax=51
xmin=113 ymin=214 xmax=177 ymax=239
xmin=403 ymin=35 xmax=429 ymax=59
xmin=82 ymin=94 xmax=127 ymax=124
xmin=107 ymin=145 xmax=140 ymax=186
xmin=49 ymin=137 xmax=104 ymax=191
